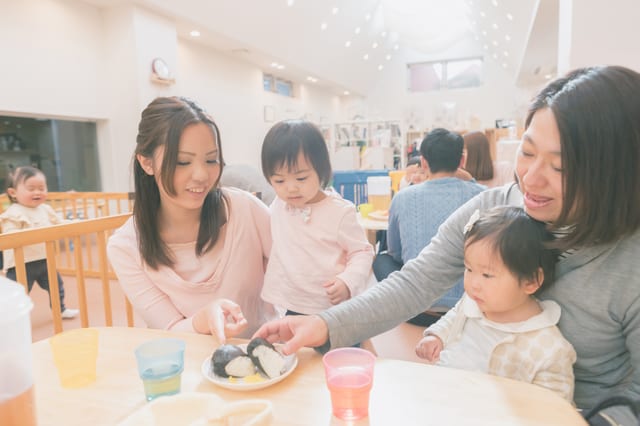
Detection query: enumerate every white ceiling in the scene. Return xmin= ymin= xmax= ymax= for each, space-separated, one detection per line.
xmin=82 ymin=0 xmax=557 ymax=95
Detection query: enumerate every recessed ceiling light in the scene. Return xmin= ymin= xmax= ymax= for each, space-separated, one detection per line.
xmin=482 ymin=30 xmax=487 ymax=36
xmin=480 ymin=11 xmax=486 ymax=17
xmin=502 ymin=63 xmax=508 ymax=68
xmin=492 ymin=40 xmax=498 ymax=46
xmin=492 ymin=23 xmax=498 ymax=30
xmin=492 ymin=53 xmax=498 ymax=59
xmin=355 ymin=27 xmax=361 ymax=34
xmin=503 ymin=51 xmax=509 ymax=57
xmin=377 ymin=65 xmax=383 ymax=71
xmin=393 ymin=44 xmax=399 ymax=50
xmin=320 ymin=22 xmax=328 ymax=31
xmin=331 ymin=7 xmax=339 ymax=15
xmin=506 ymin=13 xmax=513 ymax=20
xmin=279 ymin=65 xmax=285 ymax=70
xmin=363 ymin=53 xmax=369 ymax=60
xmin=381 ymin=31 xmax=387 ymax=38
xmin=385 ymin=54 xmax=391 ymax=61
xmin=365 ymin=13 xmax=371 ymax=21
xmin=271 ymin=62 xmax=278 ymax=67
xmin=343 ymin=90 xmax=350 ymax=95
xmin=345 ymin=40 xmax=351 ymax=47
xmin=492 ymin=0 xmax=498 ymax=6
xmin=544 ymin=74 xmax=553 ymax=79
xmin=483 ymin=44 xmax=488 ymax=50
xmin=505 ymin=34 xmax=511 ymax=41
xmin=372 ymin=42 xmax=378 ymax=49
xmin=190 ymin=30 xmax=200 ymax=37
xmin=287 ymin=0 xmax=294 ymax=6
xmin=307 ymin=76 xmax=318 ymax=83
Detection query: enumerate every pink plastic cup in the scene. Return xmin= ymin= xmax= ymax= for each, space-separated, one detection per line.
xmin=322 ymin=347 xmax=375 ymax=421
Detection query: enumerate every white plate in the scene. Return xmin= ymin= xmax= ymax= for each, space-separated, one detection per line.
xmin=201 ymin=344 xmax=298 ymax=391
xmin=367 ymin=210 xmax=388 ymax=221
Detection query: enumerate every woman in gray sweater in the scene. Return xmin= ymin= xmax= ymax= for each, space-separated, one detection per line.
xmin=255 ymin=66 xmax=640 ymax=424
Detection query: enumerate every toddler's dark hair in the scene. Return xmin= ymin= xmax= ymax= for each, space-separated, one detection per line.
xmin=261 ymin=120 xmax=332 ymax=187
xmin=5 ymin=166 xmax=45 ymax=203
xmin=464 ymin=206 xmax=558 ymax=290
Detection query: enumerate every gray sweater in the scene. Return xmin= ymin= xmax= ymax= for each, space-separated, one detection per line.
xmin=319 ymin=183 xmax=639 ymax=424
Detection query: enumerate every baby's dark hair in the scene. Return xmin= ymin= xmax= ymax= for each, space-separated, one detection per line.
xmin=5 ymin=166 xmax=45 ymax=203
xmin=261 ymin=120 xmax=332 ymax=187
xmin=464 ymin=206 xmax=558 ymax=290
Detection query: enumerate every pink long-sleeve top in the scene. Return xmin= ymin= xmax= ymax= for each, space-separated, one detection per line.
xmin=107 ymin=188 xmax=277 ymax=337
xmin=261 ymin=191 xmax=374 ymax=314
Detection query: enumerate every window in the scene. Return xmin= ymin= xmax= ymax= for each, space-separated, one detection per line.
xmin=263 ymin=73 xmax=294 ymax=97
xmin=408 ymin=58 xmax=483 ymax=92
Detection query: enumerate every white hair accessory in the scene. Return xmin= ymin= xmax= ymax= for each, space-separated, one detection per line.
xmin=463 ymin=209 xmax=481 ymax=235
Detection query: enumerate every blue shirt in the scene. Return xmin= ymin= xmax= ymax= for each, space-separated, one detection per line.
xmin=387 ymin=177 xmax=485 ymax=308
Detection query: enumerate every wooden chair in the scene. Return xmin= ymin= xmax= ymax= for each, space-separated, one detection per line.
xmin=0 ymin=213 xmax=133 ymax=334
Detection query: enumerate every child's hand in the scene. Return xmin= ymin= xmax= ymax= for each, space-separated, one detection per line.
xmin=203 ymin=298 xmax=248 ymax=343
xmin=323 ymin=278 xmax=351 ymax=305
xmin=415 ymin=335 xmax=443 ymax=363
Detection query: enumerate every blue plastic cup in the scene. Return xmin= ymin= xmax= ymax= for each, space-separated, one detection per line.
xmin=134 ymin=338 xmax=185 ymax=401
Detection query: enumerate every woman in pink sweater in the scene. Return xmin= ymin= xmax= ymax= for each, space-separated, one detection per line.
xmin=107 ymin=97 xmax=276 ymax=341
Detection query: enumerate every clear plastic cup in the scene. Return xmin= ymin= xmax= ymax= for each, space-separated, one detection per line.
xmin=134 ymin=338 xmax=185 ymax=401
xmin=50 ymin=328 xmax=99 ymax=388
xmin=323 ymin=348 xmax=375 ymax=421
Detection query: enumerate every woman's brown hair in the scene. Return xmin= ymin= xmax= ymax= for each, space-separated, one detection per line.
xmin=133 ymin=96 xmax=227 ymax=269
xmin=525 ymin=66 xmax=640 ymax=249
xmin=463 ymin=131 xmax=494 ymax=181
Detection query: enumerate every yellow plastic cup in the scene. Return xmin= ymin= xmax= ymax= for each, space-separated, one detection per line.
xmin=50 ymin=328 xmax=99 ymax=388
xmin=357 ymin=203 xmax=374 ymax=218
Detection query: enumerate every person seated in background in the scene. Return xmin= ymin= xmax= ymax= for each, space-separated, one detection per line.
xmin=463 ymin=131 xmax=514 ymax=187
xmin=219 ymin=163 xmax=276 ymax=205
xmin=398 ymin=155 xmax=427 ymax=190
xmin=373 ymin=128 xmax=485 ymax=326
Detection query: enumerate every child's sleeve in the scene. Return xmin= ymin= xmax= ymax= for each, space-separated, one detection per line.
xmin=531 ymin=329 xmax=577 ymax=403
xmin=424 ymin=297 xmax=465 ymax=345
xmin=335 ymin=207 xmax=374 ymax=298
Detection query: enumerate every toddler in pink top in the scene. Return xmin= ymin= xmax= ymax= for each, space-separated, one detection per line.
xmin=260 ymin=120 xmax=374 ymax=316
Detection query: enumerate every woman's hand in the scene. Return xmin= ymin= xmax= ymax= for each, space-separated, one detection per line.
xmin=193 ymin=298 xmax=248 ymax=343
xmin=253 ymin=315 xmax=329 ymax=356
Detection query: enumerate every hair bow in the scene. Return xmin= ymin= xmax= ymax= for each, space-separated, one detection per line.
xmin=463 ymin=209 xmax=481 ymax=235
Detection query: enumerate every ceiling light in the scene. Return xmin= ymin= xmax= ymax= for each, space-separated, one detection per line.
xmin=345 ymin=40 xmax=351 ymax=47
xmin=271 ymin=62 xmax=279 ymax=67
xmin=377 ymin=65 xmax=384 ymax=71
xmin=544 ymin=74 xmax=553 ymax=79
xmin=482 ymin=30 xmax=487 ymax=36
xmin=307 ymin=76 xmax=318 ymax=83
xmin=278 ymin=65 xmax=285 ymax=70
xmin=343 ymin=91 xmax=350 ymax=95
xmin=492 ymin=53 xmax=498 ymax=59
xmin=492 ymin=0 xmax=498 ymax=6
xmin=503 ymin=51 xmax=509 ymax=57
xmin=320 ymin=22 xmax=328 ymax=30
xmin=381 ymin=31 xmax=387 ymax=38
xmin=331 ymin=7 xmax=339 ymax=15
xmin=492 ymin=40 xmax=498 ymax=46
xmin=363 ymin=53 xmax=369 ymax=60
xmin=385 ymin=54 xmax=392 ymax=61
xmin=483 ymin=44 xmax=488 ymax=50
xmin=506 ymin=13 xmax=513 ymax=20
xmin=393 ymin=44 xmax=399 ymax=50
xmin=287 ymin=0 xmax=294 ymax=5
xmin=480 ymin=11 xmax=486 ymax=18
xmin=355 ymin=27 xmax=361 ymax=34
xmin=492 ymin=23 xmax=498 ymax=30
xmin=502 ymin=63 xmax=508 ymax=68
xmin=189 ymin=30 xmax=200 ymax=37
xmin=365 ymin=13 xmax=371 ymax=21
xmin=372 ymin=42 xmax=378 ymax=48
xmin=505 ymin=34 xmax=511 ymax=41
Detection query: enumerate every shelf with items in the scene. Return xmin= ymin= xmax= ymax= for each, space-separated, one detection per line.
xmin=333 ymin=120 xmax=403 ymax=170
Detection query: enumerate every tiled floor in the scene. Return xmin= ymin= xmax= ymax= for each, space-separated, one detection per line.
xmin=29 ymin=275 xmax=146 ymax=342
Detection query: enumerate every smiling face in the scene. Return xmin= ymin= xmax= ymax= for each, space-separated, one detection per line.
xmin=516 ymin=108 xmax=564 ymax=223
xmin=138 ymin=122 xmax=221 ymax=214
xmin=9 ymin=172 xmax=48 ymax=208
xmin=463 ymin=239 xmax=541 ymax=323
xmin=268 ymin=151 xmax=324 ymax=208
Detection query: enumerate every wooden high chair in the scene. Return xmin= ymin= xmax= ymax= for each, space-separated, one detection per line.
xmin=0 ymin=213 xmax=133 ymax=334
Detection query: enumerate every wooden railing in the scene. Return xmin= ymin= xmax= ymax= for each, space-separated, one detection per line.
xmin=0 ymin=213 xmax=133 ymax=334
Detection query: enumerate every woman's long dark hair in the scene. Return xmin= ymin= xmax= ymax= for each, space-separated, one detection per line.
xmin=133 ymin=96 xmax=227 ymax=269
xmin=525 ymin=66 xmax=640 ymax=249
